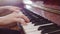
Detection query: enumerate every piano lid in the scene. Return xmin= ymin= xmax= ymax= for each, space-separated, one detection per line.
xmin=31 ymin=0 xmax=60 ymax=6
xmin=24 ymin=0 xmax=60 ymax=14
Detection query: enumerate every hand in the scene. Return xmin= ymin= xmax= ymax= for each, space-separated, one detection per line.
xmin=2 ymin=11 xmax=29 ymax=25
xmin=0 ymin=6 xmax=30 ymax=27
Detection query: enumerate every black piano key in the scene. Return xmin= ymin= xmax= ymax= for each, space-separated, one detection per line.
xmin=38 ymin=24 xmax=56 ymax=30
xmin=22 ymin=8 xmax=53 ymax=26
xmin=22 ymin=8 xmax=44 ymax=19
xmin=41 ymin=25 xmax=60 ymax=34
xmin=34 ymin=18 xmax=52 ymax=26
xmin=21 ymin=9 xmax=33 ymax=20
xmin=22 ymin=9 xmax=37 ymax=18
xmin=22 ymin=8 xmax=42 ymax=23
xmin=49 ymin=31 xmax=60 ymax=34
xmin=41 ymin=29 xmax=60 ymax=34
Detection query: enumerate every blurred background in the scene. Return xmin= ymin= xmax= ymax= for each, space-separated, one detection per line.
xmin=0 ymin=0 xmax=59 ymax=8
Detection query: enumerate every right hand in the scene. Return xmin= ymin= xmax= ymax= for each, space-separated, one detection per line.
xmin=0 ymin=6 xmax=30 ymax=27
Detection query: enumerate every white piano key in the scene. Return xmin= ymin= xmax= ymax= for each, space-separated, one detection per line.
xmin=23 ymin=22 xmax=34 ymax=26
xmin=22 ymin=22 xmax=42 ymax=34
xmin=23 ymin=25 xmax=34 ymax=29
xmin=25 ymin=28 xmax=38 ymax=32
xmin=26 ymin=30 xmax=42 ymax=33
xmin=24 ymin=25 xmax=40 ymax=30
xmin=22 ymin=23 xmax=35 ymax=29
xmin=26 ymin=31 xmax=41 ymax=34
xmin=34 ymin=26 xmax=40 ymax=28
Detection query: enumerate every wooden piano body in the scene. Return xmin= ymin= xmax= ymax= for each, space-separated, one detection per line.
xmin=23 ymin=0 xmax=60 ymax=25
xmin=21 ymin=0 xmax=60 ymax=34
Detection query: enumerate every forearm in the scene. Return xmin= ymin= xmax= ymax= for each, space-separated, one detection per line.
xmin=0 ymin=17 xmax=7 ymax=28
xmin=0 ymin=17 xmax=5 ymax=25
xmin=0 ymin=17 xmax=19 ymax=30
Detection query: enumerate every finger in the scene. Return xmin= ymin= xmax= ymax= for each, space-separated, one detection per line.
xmin=9 ymin=7 xmax=30 ymax=22
xmin=2 ymin=6 xmax=22 ymax=13
xmin=15 ymin=18 xmax=27 ymax=25
xmin=21 ymin=15 xmax=30 ymax=23
xmin=8 ymin=6 xmax=22 ymax=13
xmin=10 ymin=9 xmax=30 ymax=23
xmin=17 ymin=12 xmax=30 ymax=23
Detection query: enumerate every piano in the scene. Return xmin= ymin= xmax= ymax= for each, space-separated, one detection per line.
xmin=18 ymin=0 xmax=60 ymax=34
xmin=0 ymin=0 xmax=59 ymax=34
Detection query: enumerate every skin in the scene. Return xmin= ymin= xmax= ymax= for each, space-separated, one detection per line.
xmin=0 ymin=6 xmax=30 ymax=30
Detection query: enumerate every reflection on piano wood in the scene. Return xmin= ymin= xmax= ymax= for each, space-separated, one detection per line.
xmin=23 ymin=0 xmax=60 ymax=25
xmin=24 ymin=0 xmax=60 ymax=14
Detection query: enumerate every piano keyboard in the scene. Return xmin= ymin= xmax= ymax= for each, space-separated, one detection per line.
xmin=22 ymin=22 xmax=41 ymax=34
xmin=22 ymin=22 xmax=53 ymax=34
xmin=19 ymin=8 xmax=60 ymax=34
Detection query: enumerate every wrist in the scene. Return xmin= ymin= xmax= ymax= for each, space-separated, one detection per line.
xmin=0 ymin=17 xmax=6 ymax=26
